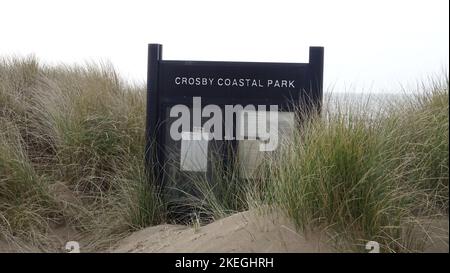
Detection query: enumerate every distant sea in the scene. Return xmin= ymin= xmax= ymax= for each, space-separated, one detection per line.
xmin=323 ymin=92 xmax=412 ymax=114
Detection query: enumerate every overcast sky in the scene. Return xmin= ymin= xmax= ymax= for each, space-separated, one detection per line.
xmin=1 ymin=0 xmax=448 ymax=93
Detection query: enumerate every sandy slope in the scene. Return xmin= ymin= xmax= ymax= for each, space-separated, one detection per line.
xmin=2 ymin=209 xmax=446 ymax=252
xmin=112 ymin=209 xmax=333 ymax=253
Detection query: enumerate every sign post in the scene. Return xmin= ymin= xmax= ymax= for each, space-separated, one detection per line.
xmin=145 ymin=44 xmax=163 ymax=188
xmin=145 ymin=44 xmax=324 ymax=211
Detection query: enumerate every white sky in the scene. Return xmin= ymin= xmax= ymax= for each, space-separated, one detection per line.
xmin=1 ymin=0 xmax=448 ymax=93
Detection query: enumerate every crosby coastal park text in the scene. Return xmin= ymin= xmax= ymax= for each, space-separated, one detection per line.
xmin=174 ymin=76 xmax=297 ymax=89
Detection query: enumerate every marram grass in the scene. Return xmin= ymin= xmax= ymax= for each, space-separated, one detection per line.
xmin=0 ymin=56 xmax=448 ymax=252
xmin=0 ymin=56 xmax=163 ymax=251
xmin=260 ymin=80 xmax=449 ymax=252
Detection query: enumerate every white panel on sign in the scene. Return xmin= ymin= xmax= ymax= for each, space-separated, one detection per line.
xmin=238 ymin=111 xmax=295 ymax=177
xmin=180 ymin=128 xmax=210 ymax=172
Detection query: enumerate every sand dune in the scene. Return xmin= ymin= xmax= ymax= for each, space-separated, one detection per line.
xmin=2 ymin=209 xmax=447 ymax=252
xmin=112 ymin=209 xmax=332 ymax=253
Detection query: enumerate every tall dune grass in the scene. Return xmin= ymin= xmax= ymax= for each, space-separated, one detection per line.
xmin=262 ymin=83 xmax=448 ymax=252
xmin=0 ymin=56 xmax=447 ymax=252
xmin=175 ymin=78 xmax=449 ymax=252
xmin=0 ymin=56 xmax=163 ymax=251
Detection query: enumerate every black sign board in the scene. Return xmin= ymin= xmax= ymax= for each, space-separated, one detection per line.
xmin=145 ymin=44 xmax=323 ymax=202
